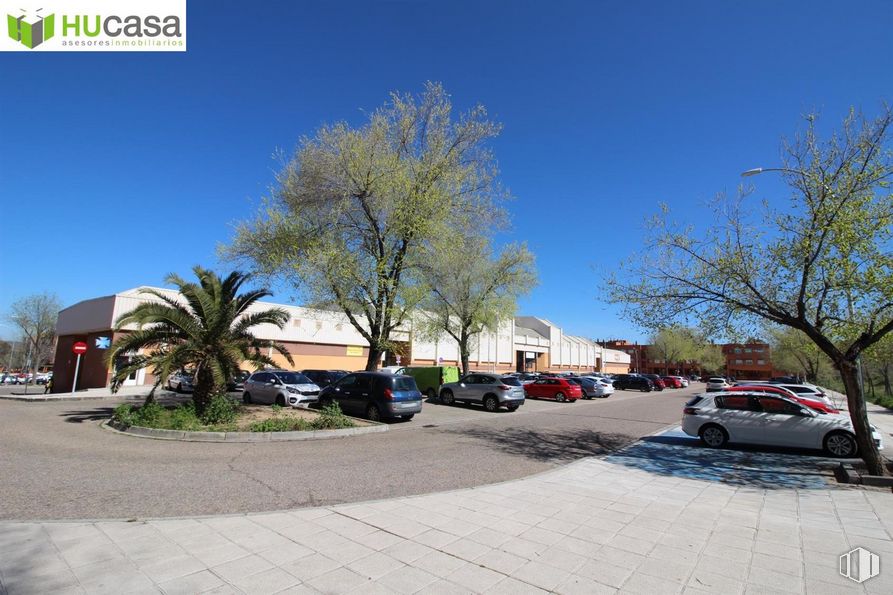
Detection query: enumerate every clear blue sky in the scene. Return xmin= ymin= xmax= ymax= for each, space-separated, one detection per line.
xmin=1 ymin=0 xmax=891 ymax=341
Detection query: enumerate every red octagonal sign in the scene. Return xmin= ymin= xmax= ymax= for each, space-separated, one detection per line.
xmin=72 ymin=341 xmax=88 ymax=355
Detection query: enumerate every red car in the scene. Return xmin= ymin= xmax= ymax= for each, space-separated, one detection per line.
xmin=524 ymin=377 xmax=582 ymax=402
xmin=723 ymin=385 xmax=839 ymax=414
xmin=661 ymin=376 xmax=683 ymax=388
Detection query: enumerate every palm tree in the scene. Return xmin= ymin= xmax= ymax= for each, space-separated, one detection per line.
xmin=108 ymin=267 xmax=293 ymax=413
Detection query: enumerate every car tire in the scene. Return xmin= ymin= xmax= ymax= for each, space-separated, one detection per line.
xmin=699 ymin=424 xmax=728 ymax=448
xmin=583 ymin=395 xmax=591 ymax=400
xmin=176 ymin=383 xmax=183 ymax=394
xmin=426 ymin=388 xmax=437 ymax=401
xmin=275 ymin=394 xmax=286 ymax=407
xmin=403 ymin=414 xmax=414 ymax=421
xmin=366 ymin=404 xmax=381 ymax=422
xmin=441 ymin=389 xmax=455 ymax=406
xmin=483 ymin=395 xmax=499 ymax=412
xmin=243 ymin=392 xmax=252 ymax=404
xmin=555 ymin=392 xmax=567 ymax=403
xmin=824 ymin=431 xmax=858 ymax=458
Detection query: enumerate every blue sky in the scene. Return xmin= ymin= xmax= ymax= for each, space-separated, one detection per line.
xmin=1 ymin=0 xmax=891 ymax=341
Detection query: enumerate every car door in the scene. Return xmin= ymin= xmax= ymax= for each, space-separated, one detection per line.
xmin=352 ymin=374 xmax=374 ymax=413
xmin=713 ymin=395 xmax=763 ymax=442
xmin=755 ymin=396 xmax=819 ymax=447
xmin=526 ymin=379 xmax=546 ymax=398
xmin=469 ymin=374 xmax=496 ymax=404
xmin=329 ymin=374 xmax=359 ymax=413
xmin=454 ymin=375 xmax=474 ymax=401
xmin=251 ymin=372 xmax=272 ymax=403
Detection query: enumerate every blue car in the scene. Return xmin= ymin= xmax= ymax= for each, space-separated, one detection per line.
xmin=318 ymin=372 xmax=423 ymax=421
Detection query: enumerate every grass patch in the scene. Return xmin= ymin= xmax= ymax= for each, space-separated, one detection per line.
xmin=867 ymin=392 xmax=893 ymax=410
xmin=113 ymin=399 xmax=356 ymax=433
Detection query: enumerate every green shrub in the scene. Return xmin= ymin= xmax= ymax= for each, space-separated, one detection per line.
xmin=134 ymin=401 xmax=165 ymax=426
xmin=168 ymin=402 xmax=202 ymax=430
xmin=112 ymin=403 xmax=136 ymax=427
xmin=310 ymin=402 xmax=355 ymax=430
xmin=202 ymin=394 xmax=238 ymax=425
xmin=249 ymin=417 xmax=310 ymax=432
xmin=271 ymin=403 xmax=282 ymax=413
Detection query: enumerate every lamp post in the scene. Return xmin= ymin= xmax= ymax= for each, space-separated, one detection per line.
xmin=741 ymin=165 xmax=864 ymax=394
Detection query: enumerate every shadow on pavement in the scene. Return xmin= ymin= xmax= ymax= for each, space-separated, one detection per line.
xmin=59 ymin=407 xmax=116 ymax=423
xmin=447 ymin=426 xmax=631 ymax=463
xmin=606 ymin=431 xmax=840 ymax=489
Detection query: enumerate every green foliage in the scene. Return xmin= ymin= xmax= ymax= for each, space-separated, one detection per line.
xmin=227 ymin=82 xmax=509 ymax=370
xmin=249 ymin=417 xmax=310 ymax=432
xmin=112 ymin=403 xmax=137 ymax=427
xmin=270 ymin=403 xmax=282 ymax=413
xmin=417 ymin=235 xmax=536 ymax=374
xmin=201 ymin=393 xmax=238 ymax=425
xmin=309 ymin=402 xmax=355 ymax=430
xmin=106 ymin=267 xmax=293 ymax=414
xmin=111 ymin=401 xmax=165 ymax=428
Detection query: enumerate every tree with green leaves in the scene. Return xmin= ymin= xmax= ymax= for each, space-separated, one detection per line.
xmin=608 ymin=106 xmax=893 ymax=475
xmin=417 ymin=237 xmax=536 ymax=375
xmin=108 ymin=267 xmax=293 ymax=413
xmin=697 ymin=343 xmax=726 ymax=376
xmin=646 ymin=327 xmax=702 ymax=375
xmin=766 ymin=325 xmax=828 ymax=383
xmin=228 ymin=82 xmax=508 ymax=371
xmin=7 ymin=292 xmax=61 ymax=394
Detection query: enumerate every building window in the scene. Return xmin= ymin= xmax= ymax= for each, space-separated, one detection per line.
xmin=754 ymin=348 xmax=764 ymax=353
xmin=757 ymin=359 xmax=765 ymax=365
xmin=745 ymin=359 xmax=753 ymax=365
xmin=735 ymin=359 xmax=744 ymax=364
xmin=292 ymin=319 xmax=301 ymax=327
xmin=335 ymin=323 xmax=343 ymax=331
xmin=734 ymin=348 xmax=742 ymax=353
xmin=744 ymin=348 xmax=752 ymax=353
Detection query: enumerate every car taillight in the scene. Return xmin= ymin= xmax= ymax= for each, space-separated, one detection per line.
xmin=499 ymin=384 xmax=511 ymax=390
xmin=683 ymin=407 xmax=700 ymax=415
xmin=383 ymin=388 xmax=394 ymax=400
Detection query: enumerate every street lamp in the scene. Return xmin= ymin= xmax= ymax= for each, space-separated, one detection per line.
xmin=740 ymin=165 xmax=865 ymax=395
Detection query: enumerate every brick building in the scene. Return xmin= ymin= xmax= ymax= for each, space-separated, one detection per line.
xmin=600 ymin=339 xmax=781 ymax=379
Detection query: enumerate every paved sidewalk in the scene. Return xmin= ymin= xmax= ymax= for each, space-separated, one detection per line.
xmin=2 ymin=445 xmax=891 ymax=595
xmin=0 ymin=386 xmax=149 ymax=402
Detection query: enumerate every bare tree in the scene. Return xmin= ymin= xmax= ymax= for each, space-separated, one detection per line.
xmin=609 ymin=107 xmax=893 ymax=475
xmin=8 ymin=293 xmax=61 ymax=394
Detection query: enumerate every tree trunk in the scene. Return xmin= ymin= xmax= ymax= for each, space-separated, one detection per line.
xmin=882 ymin=365 xmax=892 ymax=397
xmin=838 ymin=359 xmax=888 ymax=476
xmin=459 ymin=330 xmax=470 ymax=376
xmin=192 ymin=367 xmax=215 ymax=415
xmin=365 ymin=345 xmax=383 ymax=371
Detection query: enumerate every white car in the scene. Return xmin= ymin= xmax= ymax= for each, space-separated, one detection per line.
xmin=672 ymin=376 xmax=689 ymax=388
xmin=242 ymin=370 xmax=321 ymax=408
xmin=582 ymin=376 xmax=615 ymax=397
xmin=682 ymin=392 xmax=883 ymax=457
xmin=166 ymin=371 xmax=194 ymax=393
xmin=705 ymin=377 xmax=730 ymax=391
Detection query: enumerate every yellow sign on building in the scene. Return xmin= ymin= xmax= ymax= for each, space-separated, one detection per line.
xmin=346 ymin=346 xmax=364 ymax=356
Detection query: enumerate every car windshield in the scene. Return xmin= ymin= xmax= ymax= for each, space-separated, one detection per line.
xmin=500 ymin=377 xmax=522 ymax=386
xmin=274 ymin=372 xmax=312 ymax=385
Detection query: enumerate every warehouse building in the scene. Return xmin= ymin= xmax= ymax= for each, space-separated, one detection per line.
xmin=51 ymin=287 xmax=630 ymax=392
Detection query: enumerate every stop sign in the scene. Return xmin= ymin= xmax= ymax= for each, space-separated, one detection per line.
xmin=72 ymin=341 xmax=88 ymax=355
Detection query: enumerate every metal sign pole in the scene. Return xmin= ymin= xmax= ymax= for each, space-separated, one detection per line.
xmin=71 ymin=354 xmax=82 ymax=394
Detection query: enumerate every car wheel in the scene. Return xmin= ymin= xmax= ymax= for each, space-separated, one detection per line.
xmin=403 ymin=414 xmax=415 ymax=421
xmin=699 ymin=424 xmax=728 ymax=448
xmin=275 ymin=394 xmax=286 ymax=407
xmin=426 ymin=388 xmax=437 ymax=401
xmin=243 ymin=392 xmax=252 ymax=404
xmin=366 ymin=404 xmax=381 ymax=422
xmin=555 ymin=392 xmax=567 ymax=403
xmin=824 ymin=431 xmax=858 ymax=458
xmin=441 ymin=389 xmax=455 ymax=406
xmin=176 ymin=383 xmax=183 ymax=394
xmin=483 ymin=395 xmax=499 ymax=412
xmin=583 ymin=395 xmax=591 ymax=400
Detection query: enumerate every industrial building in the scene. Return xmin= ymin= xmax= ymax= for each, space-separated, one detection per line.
xmin=51 ymin=287 xmax=631 ymax=392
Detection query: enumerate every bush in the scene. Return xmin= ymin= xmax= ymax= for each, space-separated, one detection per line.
xmin=249 ymin=417 xmax=310 ymax=432
xmin=202 ymin=393 xmax=238 ymax=425
xmin=112 ymin=403 xmax=136 ymax=427
xmin=168 ymin=402 xmax=202 ymax=430
xmin=310 ymin=402 xmax=355 ymax=430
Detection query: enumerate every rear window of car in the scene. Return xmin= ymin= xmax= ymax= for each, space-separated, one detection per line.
xmin=500 ymin=377 xmax=522 ymax=386
xmin=685 ymin=396 xmax=703 ymax=407
xmin=715 ymin=395 xmax=753 ymax=410
xmin=393 ymin=376 xmax=418 ymax=392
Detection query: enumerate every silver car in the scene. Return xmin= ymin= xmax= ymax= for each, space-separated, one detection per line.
xmin=439 ymin=373 xmax=525 ymax=412
xmin=243 ymin=370 xmax=321 ymax=408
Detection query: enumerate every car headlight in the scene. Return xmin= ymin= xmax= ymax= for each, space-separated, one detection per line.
xmin=286 ymin=386 xmax=299 ymax=394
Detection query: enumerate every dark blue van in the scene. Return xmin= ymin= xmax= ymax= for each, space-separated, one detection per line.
xmin=318 ymin=372 xmax=423 ymax=421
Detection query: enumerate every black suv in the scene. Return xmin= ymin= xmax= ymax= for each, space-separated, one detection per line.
xmin=318 ymin=372 xmax=423 ymax=421
xmin=612 ymin=374 xmax=654 ymax=392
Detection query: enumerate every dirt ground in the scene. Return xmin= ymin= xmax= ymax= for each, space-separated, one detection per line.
xmin=234 ymin=404 xmax=370 ymax=429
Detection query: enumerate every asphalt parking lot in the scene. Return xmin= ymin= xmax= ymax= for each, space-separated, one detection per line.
xmin=1 ymin=385 xmax=700 ymax=520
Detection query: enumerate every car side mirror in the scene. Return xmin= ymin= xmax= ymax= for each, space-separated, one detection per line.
xmin=459 ymin=383 xmax=465 ymax=387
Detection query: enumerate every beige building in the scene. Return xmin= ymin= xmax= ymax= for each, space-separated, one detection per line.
xmin=52 ymin=287 xmax=630 ymax=392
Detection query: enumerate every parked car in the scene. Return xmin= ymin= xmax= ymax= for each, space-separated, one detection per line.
xmin=319 ymin=372 xmax=422 ymax=421
xmin=242 ymin=370 xmax=321 ymax=407
xmin=439 ymin=373 xmax=525 ymax=412
xmin=395 ymin=365 xmax=461 ymax=401
xmin=705 ymin=377 xmax=730 ymax=391
xmin=301 ymin=369 xmax=348 ymax=388
xmin=672 ymin=376 xmax=689 ymax=388
xmin=524 ymin=377 xmax=582 ymax=402
xmin=576 ymin=376 xmax=615 ymax=398
xmin=643 ymin=374 xmax=666 ymax=391
xmin=612 ymin=374 xmax=654 ymax=392
xmin=517 ymin=373 xmax=540 ymax=385
xmin=35 ymin=372 xmax=52 ymax=385
xmin=227 ymin=370 xmax=250 ymax=392
xmin=723 ymin=384 xmax=839 ymax=414
xmin=166 ymin=371 xmax=194 ymax=393
xmin=661 ymin=376 xmax=683 ymax=388
xmin=738 ymin=381 xmax=830 ymax=402
xmin=682 ymin=392 xmax=883 ymax=457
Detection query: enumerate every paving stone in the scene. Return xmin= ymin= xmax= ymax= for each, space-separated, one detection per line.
xmin=512 ymin=559 xmax=572 ymax=591
xmin=231 ymin=566 xmax=302 ymax=595
xmin=377 ymin=565 xmax=440 ymax=593
xmin=345 ymin=551 xmax=406 ymax=580
xmin=619 ymin=571 xmax=684 ymax=594
xmin=304 ymin=566 xmax=370 ymax=594
xmin=485 ymin=576 xmax=551 ymax=594
xmin=158 ymin=569 xmax=224 ymax=595
xmin=139 ymin=554 xmax=207 ymax=584
xmin=280 ymin=552 xmax=342 ymax=582
xmin=576 ymin=559 xmax=634 ymax=588
xmin=445 ymin=563 xmax=505 ymax=592
xmin=554 ymin=573 xmax=618 ymax=594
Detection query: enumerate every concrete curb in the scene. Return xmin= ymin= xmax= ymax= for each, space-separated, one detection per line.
xmin=0 ymin=394 xmax=146 ymax=402
xmin=101 ymin=418 xmax=388 ymax=443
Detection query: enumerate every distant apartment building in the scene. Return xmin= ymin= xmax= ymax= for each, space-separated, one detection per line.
xmin=600 ymin=339 xmax=780 ymax=379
